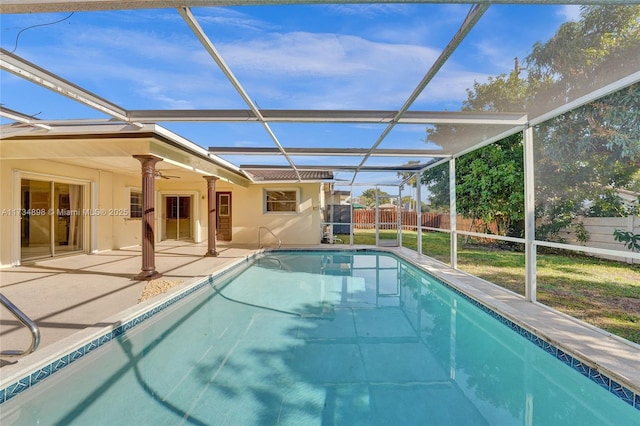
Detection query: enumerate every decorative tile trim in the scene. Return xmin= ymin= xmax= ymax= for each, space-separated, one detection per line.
xmin=421 ymin=263 xmax=640 ymax=411
xmin=0 ymin=255 xmax=254 ymax=405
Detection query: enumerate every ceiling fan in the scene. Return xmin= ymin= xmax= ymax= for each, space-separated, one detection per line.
xmin=154 ymin=171 xmax=180 ymax=179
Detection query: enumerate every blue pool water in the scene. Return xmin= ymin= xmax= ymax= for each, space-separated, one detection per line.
xmin=1 ymin=251 xmax=639 ymax=425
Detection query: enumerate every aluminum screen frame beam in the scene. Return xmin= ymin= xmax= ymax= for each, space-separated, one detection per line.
xmin=0 ymin=49 xmax=130 ymax=123
xmin=178 ymin=7 xmax=302 ymax=181
xmin=239 ymin=164 xmax=428 ymax=172
xmin=523 ymin=124 xmax=536 ymax=302
xmin=128 ymin=109 xmax=528 ymax=125
xmin=349 ymin=3 xmax=489 ymax=185
xmin=0 ymin=106 xmax=52 ymax=130
xmin=211 ymin=147 xmax=452 ymax=157
xmin=2 ymin=1 xmax=633 ymax=14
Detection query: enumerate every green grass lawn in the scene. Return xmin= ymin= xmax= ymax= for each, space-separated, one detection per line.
xmin=336 ymin=229 xmax=640 ymax=344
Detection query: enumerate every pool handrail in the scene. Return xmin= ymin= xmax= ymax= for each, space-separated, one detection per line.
xmin=0 ymin=293 xmax=41 ymax=357
xmin=258 ymin=226 xmax=282 ymax=249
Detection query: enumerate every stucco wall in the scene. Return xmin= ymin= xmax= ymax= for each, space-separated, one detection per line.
xmin=153 ymin=177 xmax=206 ymax=244
xmin=1 ymin=158 xmax=323 ymax=266
xmin=0 ymin=159 xmax=102 ymax=266
xmin=226 ymin=182 xmax=322 ymax=246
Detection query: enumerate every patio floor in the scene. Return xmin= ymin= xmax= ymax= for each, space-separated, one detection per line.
xmin=1 ymin=243 xmax=639 ymax=402
xmin=0 ymin=241 xmax=258 ymax=364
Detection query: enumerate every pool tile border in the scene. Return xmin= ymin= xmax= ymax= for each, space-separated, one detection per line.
xmin=444 ymin=275 xmax=638 ymax=409
xmin=1 ymin=248 xmax=638 ymax=412
xmin=0 ymin=254 xmax=255 ymax=405
xmin=406 ymin=252 xmax=640 ymax=411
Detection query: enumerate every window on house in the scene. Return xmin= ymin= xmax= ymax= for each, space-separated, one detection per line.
xmin=265 ymin=189 xmax=298 ymax=213
xmin=130 ymin=189 xmax=142 ymax=218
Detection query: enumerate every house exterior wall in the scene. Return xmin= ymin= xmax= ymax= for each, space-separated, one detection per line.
xmin=153 ymin=177 xmax=206 ymax=244
xmin=0 ymin=159 xmax=194 ymax=266
xmin=1 ymin=159 xmax=98 ymax=266
xmin=1 ymin=157 xmax=324 ymax=266
xmin=223 ymin=182 xmax=323 ymax=246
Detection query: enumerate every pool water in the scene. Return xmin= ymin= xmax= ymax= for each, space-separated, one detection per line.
xmin=2 ymin=251 xmax=638 ymax=425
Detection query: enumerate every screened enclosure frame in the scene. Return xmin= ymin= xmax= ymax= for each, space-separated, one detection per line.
xmin=2 ymin=1 xmax=639 ymax=306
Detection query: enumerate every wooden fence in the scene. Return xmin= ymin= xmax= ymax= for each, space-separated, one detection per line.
xmin=334 ymin=208 xmax=638 ymax=262
xmin=351 ymin=210 xmax=443 ymax=229
xmin=349 ymin=210 xmax=498 ymax=234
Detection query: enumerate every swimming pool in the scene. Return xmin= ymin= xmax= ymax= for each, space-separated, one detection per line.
xmin=1 ymin=250 xmax=638 ymax=425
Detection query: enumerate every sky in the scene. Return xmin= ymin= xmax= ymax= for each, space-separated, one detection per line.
xmin=0 ymin=3 xmax=581 ymax=192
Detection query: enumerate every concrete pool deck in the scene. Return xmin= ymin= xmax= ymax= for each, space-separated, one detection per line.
xmin=0 ymin=241 xmax=258 ymax=365
xmin=1 ymin=243 xmax=639 ymax=405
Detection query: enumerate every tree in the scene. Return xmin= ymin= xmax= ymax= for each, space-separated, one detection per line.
xmin=421 ymin=160 xmax=449 ymax=211
xmin=397 ymin=160 xmax=422 ymax=187
xmin=423 ymin=5 xmax=640 ymax=240
xmin=526 ymin=5 xmax=640 ymax=114
xmin=422 ymin=134 xmax=524 ymax=237
xmin=360 ymin=188 xmax=391 ymax=208
xmin=400 ymin=195 xmax=414 ymax=210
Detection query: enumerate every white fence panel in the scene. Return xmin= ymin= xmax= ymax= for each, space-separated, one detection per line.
xmin=559 ymin=216 xmax=639 ymax=263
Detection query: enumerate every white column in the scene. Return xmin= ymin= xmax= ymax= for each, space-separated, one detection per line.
xmin=375 ymin=189 xmax=380 ymax=246
xmin=416 ymin=172 xmax=422 ymax=256
xmin=449 ymin=159 xmax=457 ymax=269
xmin=524 ymin=125 xmax=537 ymax=301
xmin=349 ymin=186 xmax=354 ymax=246
xmin=398 ymin=185 xmax=403 ymax=247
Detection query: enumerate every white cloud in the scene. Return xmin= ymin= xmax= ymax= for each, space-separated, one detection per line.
xmin=471 ymin=40 xmax=516 ymax=73
xmin=214 ymin=31 xmax=445 ymax=108
xmin=327 ymin=4 xmax=414 ymax=17
xmin=195 ymin=8 xmax=276 ymax=33
xmin=221 ymin=32 xmax=435 ymax=76
xmin=556 ymin=5 xmax=581 ymax=22
xmin=8 ymin=8 xmax=491 ymax=114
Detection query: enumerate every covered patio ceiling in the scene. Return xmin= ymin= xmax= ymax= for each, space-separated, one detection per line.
xmin=1 ymin=1 xmax=638 ymax=186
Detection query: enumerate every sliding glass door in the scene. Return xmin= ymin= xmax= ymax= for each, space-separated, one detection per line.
xmin=21 ymin=179 xmax=84 ymax=260
xmin=164 ymin=195 xmax=192 ymax=240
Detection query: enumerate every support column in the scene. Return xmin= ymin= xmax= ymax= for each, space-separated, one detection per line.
xmin=416 ymin=171 xmax=422 ymax=256
xmin=133 ymin=155 xmax=162 ymax=280
xmin=450 ymin=158 xmax=457 ymax=269
xmin=523 ymin=124 xmax=537 ymax=302
xmin=398 ymin=185 xmax=403 ymax=247
xmin=203 ymin=176 xmax=219 ymax=257
xmin=349 ymin=185 xmax=354 ymax=246
xmin=375 ymin=188 xmax=380 ymax=246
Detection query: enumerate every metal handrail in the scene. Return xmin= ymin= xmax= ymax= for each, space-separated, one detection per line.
xmin=258 ymin=226 xmax=282 ymax=249
xmin=256 ymin=256 xmax=283 ymax=270
xmin=0 ymin=293 xmax=40 ymax=357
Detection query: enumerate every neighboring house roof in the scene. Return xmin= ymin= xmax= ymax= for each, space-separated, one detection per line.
xmin=244 ymin=169 xmax=334 ymax=182
xmin=379 ymin=203 xmax=398 ymax=209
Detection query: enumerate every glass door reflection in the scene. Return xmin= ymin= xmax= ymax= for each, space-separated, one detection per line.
xmin=164 ymin=196 xmax=191 ymax=240
xmin=21 ymin=179 xmax=84 ymax=260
